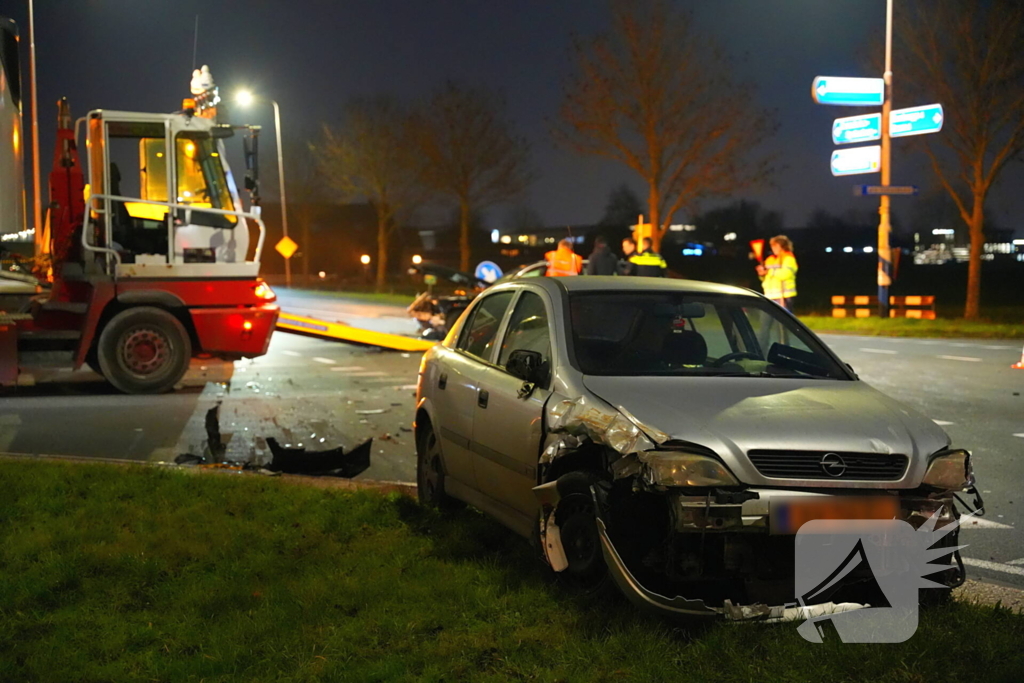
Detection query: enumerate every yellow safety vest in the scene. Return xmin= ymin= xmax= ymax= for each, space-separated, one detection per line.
xmin=762 ymin=252 xmax=798 ymax=299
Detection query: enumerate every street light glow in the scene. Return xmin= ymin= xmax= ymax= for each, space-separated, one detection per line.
xmin=360 ymin=254 xmax=371 ymax=265
xmin=412 ymin=254 xmax=423 ymax=264
xmin=235 ymin=90 xmax=255 ymax=107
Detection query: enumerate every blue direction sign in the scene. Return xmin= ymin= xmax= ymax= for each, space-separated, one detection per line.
xmin=833 ymin=113 xmax=882 ymax=145
xmin=831 ymin=145 xmax=881 ymax=176
xmin=890 ymin=103 xmax=943 ymax=138
xmin=854 ymin=185 xmax=919 ymax=196
xmin=812 ymin=76 xmax=885 ymax=106
xmin=474 ymin=260 xmax=503 ymax=284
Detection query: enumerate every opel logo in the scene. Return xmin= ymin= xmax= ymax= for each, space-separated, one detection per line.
xmin=820 ymin=453 xmax=847 ymax=477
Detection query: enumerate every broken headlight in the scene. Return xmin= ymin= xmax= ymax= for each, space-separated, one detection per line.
xmin=641 ymin=452 xmax=739 ymax=488
xmin=922 ymin=449 xmax=973 ymax=490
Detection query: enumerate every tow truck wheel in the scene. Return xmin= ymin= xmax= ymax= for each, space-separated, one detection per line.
xmin=416 ymin=422 xmax=463 ymax=511
xmin=97 ymin=306 xmax=192 ymax=394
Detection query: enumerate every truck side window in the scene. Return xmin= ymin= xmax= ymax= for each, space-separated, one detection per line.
xmin=174 ymin=133 xmax=237 ymax=228
xmin=457 ymin=292 xmax=514 ymax=362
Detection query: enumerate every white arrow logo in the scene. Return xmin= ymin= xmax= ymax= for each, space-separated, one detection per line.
xmin=817 ymin=81 xmax=828 ymax=96
xmin=933 ymin=112 xmax=943 ymax=124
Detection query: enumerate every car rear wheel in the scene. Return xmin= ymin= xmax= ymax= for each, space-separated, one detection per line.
xmin=97 ymin=306 xmax=191 ymax=394
xmin=417 ymin=422 xmax=463 ymax=511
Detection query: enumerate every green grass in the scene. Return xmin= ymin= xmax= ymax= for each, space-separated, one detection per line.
xmin=2 ymin=460 xmax=1023 ymax=682
xmin=800 ymin=315 xmax=1024 ymax=339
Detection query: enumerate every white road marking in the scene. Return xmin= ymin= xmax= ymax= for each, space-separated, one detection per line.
xmin=985 ymin=345 xmax=1014 ymax=349
xmin=1013 ymin=434 xmax=1024 ymax=439
xmin=312 ymin=357 xmax=336 ymax=365
xmin=937 ymin=355 xmax=982 ymax=362
xmin=281 ymin=350 xmax=302 ymax=357
xmin=1008 ymin=558 xmax=1024 ymax=566
xmin=962 ymin=558 xmax=1024 ymax=578
xmin=859 ymin=348 xmax=898 ymax=354
xmin=963 ymin=518 xmax=1015 ymax=530
xmin=394 ymin=384 xmax=419 ymax=391
xmin=932 ymin=420 xmax=954 ymax=426
xmin=949 ymin=342 xmax=974 ymax=347
xmin=329 ymin=366 xmax=366 ymax=372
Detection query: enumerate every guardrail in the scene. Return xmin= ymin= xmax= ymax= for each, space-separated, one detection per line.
xmin=831 ymin=295 xmax=936 ymax=319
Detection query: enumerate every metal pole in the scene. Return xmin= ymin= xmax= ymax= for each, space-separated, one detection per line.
xmin=272 ymin=99 xmax=291 ymax=287
xmin=28 ymin=0 xmax=43 ymax=255
xmin=878 ymin=0 xmax=894 ymax=318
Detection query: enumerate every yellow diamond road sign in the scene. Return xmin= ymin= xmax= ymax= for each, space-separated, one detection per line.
xmin=275 ymin=236 xmax=298 ymax=259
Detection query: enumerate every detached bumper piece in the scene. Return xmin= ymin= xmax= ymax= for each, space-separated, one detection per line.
xmin=595 ymin=512 xmax=867 ymax=623
xmin=277 ymin=311 xmax=435 ymax=352
xmin=265 ymin=437 xmax=372 ymax=477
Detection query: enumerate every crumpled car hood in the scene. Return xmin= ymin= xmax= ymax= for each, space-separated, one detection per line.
xmin=582 ymin=376 xmax=950 ymax=487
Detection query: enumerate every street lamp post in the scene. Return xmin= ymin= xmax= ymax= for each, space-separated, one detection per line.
xmin=878 ymin=0 xmax=894 ymax=318
xmin=236 ymin=90 xmax=290 ymax=287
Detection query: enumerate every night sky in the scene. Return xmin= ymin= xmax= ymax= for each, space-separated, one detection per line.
xmin=5 ymin=0 xmax=1022 ymax=233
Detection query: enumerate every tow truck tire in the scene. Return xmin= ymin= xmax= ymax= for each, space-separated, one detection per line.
xmin=97 ymin=306 xmax=192 ymax=394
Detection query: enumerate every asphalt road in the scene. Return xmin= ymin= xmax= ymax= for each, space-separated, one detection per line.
xmin=1 ymin=290 xmax=1021 ymax=589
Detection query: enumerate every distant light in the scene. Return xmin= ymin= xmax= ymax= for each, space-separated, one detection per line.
xmin=723 ymin=232 xmax=737 ymax=242
xmin=235 ymin=90 xmax=255 ymax=107
xmin=683 ymin=224 xmax=697 ymax=232
xmin=490 ymin=229 xmax=500 ymax=244
xmin=500 ymin=235 xmax=512 ymax=244
xmin=318 ymin=271 xmax=326 ymax=279
xmin=843 ymin=246 xmax=854 ymax=253
xmin=545 ymin=237 xmax=555 ymax=244
xmin=411 ymin=254 xmax=423 ymax=264
xmin=825 ymin=247 xmax=833 ymax=253
xmin=669 ymin=224 xmax=684 ymax=232
xmin=932 ymin=228 xmax=955 ymax=235
xmin=863 ymin=246 xmax=874 ymax=253
xmin=1 ymin=227 xmax=34 ymax=243
xmin=360 ymin=254 xmax=371 ymax=265
xmin=1013 ymin=239 xmax=1024 ymax=245
xmin=682 ymin=247 xmax=704 ymax=256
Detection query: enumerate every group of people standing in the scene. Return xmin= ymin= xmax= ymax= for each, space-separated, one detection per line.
xmin=543 ymin=233 xmax=798 ymax=311
xmin=544 ymin=236 xmax=668 ymax=278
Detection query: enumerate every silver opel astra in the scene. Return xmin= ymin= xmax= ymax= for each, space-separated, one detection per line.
xmin=413 ymin=276 xmax=979 ymax=620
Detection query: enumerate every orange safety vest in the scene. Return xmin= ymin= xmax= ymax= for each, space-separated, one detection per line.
xmin=545 ymin=248 xmax=583 ymax=277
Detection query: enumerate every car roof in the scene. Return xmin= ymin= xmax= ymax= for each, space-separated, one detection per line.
xmin=521 ymin=276 xmax=759 ymax=298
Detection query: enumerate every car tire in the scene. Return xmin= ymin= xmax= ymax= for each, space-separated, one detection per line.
xmin=97 ymin=306 xmax=192 ymax=395
xmin=416 ymin=421 xmax=463 ymax=511
xmin=555 ymin=489 xmax=612 ymax=595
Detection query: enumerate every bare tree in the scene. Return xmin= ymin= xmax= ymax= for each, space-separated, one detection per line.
xmin=555 ymin=0 xmax=775 ymax=251
xmin=410 ymin=82 xmax=533 ymax=272
xmin=895 ymin=0 xmax=1024 ymax=319
xmin=312 ymin=97 xmax=419 ymax=291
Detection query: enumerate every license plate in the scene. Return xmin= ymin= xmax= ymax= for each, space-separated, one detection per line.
xmin=769 ymin=496 xmax=900 ymax=535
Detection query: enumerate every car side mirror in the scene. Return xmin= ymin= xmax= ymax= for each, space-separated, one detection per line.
xmin=506 ymin=349 xmax=548 ymax=387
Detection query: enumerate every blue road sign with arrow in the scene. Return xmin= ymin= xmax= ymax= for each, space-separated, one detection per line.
xmin=833 ymin=113 xmax=882 ymax=145
xmin=831 ymin=146 xmax=881 ymax=176
xmin=812 ymin=76 xmax=885 ymax=106
xmin=475 ymin=260 xmax=503 ymax=284
xmin=890 ymin=103 xmax=943 ymax=138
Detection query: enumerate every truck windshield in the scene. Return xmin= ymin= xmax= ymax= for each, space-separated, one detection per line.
xmin=568 ymin=291 xmax=850 ymax=380
xmin=174 ymin=133 xmax=237 ymax=227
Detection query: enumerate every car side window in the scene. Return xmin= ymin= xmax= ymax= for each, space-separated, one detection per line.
xmin=498 ymin=291 xmax=551 ymax=368
xmin=457 ymin=291 xmax=515 ymax=362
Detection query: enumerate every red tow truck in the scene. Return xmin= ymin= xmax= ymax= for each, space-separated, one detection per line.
xmin=0 ymin=18 xmax=278 ymax=393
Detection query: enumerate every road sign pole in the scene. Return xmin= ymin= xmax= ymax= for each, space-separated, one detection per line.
xmin=877 ymin=0 xmax=894 ymax=318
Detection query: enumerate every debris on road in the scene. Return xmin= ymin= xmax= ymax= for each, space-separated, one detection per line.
xmin=265 ymin=437 xmax=372 ymax=477
xmin=356 ymin=408 xmax=388 ymax=415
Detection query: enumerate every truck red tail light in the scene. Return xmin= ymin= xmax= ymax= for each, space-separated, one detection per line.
xmin=253 ymin=281 xmax=277 ymax=302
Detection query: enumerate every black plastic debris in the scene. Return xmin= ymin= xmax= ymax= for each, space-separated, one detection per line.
xmin=265 ymin=438 xmax=372 ymax=477
xmin=175 ymin=453 xmax=205 ymax=465
xmin=206 ymin=404 xmax=226 ymax=459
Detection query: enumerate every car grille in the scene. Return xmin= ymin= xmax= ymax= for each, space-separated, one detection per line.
xmin=747 ymin=449 xmax=908 ymax=481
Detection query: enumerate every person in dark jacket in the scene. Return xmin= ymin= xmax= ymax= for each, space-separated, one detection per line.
xmin=586 ymin=236 xmax=619 ymax=275
xmin=619 ymin=237 xmax=638 ymax=276
xmin=630 ymin=237 xmax=668 ymax=277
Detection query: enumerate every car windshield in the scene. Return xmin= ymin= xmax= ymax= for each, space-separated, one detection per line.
xmin=569 ymin=291 xmax=850 ymax=379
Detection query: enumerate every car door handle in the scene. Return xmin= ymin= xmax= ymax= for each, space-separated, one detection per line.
xmin=477 ymin=389 xmax=489 ymax=409
xmin=438 ymin=372 xmax=447 ymax=390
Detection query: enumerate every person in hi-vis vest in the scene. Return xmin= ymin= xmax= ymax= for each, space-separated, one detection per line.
xmin=757 ymin=235 xmax=798 ymax=312
xmin=545 ymin=238 xmax=583 ymax=276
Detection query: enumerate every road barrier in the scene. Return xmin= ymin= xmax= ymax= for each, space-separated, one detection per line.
xmin=831 ymin=295 xmax=936 ymax=319
xmin=276 ymin=311 xmax=435 ymax=352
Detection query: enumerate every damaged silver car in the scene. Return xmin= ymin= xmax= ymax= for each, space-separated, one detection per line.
xmin=414 ymin=277 xmax=980 ymax=620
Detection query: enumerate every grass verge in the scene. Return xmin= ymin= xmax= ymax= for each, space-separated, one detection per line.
xmin=2 ymin=460 xmax=1023 ymax=682
xmin=800 ymin=314 xmax=1024 ymax=340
